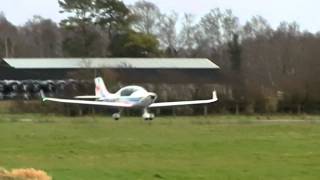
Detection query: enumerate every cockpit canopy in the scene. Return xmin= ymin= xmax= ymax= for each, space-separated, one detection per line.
xmin=118 ymin=86 xmax=147 ymax=96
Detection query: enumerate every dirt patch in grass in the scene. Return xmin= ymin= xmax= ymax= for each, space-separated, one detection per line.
xmin=0 ymin=167 xmax=51 ymax=180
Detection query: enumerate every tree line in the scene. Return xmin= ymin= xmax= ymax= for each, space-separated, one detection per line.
xmin=1 ymin=0 xmax=320 ymax=114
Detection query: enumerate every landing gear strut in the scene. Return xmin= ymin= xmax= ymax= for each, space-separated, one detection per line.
xmin=142 ymin=108 xmax=155 ymax=120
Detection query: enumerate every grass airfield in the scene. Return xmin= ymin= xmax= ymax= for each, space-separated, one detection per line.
xmin=1 ymin=114 xmax=320 ymax=179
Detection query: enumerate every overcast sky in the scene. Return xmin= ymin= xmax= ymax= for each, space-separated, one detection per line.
xmin=1 ymin=0 xmax=319 ymax=32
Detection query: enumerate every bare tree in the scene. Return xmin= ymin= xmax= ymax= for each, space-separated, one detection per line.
xmin=222 ymin=9 xmax=240 ymax=42
xmin=0 ymin=13 xmax=18 ymax=57
xmin=242 ymin=16 xmax=273 ymax=39
xmin=195 ymin=8 xmax=239 ymax=58
xmin=177 ymin=13 xmax=198 ymax=55
xmin=16 ymin=16 xmax=62 ymax=57
xmin=130 ymin=0 xmax=161 ymax=35
xmin=157 ymin=12 xmax=178 ymax=51
xmin=198 ymin=8 xmax=223 ymax=49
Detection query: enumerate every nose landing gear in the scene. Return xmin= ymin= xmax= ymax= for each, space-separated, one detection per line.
xmin=143 ymin=108 xmax=155 ymax=120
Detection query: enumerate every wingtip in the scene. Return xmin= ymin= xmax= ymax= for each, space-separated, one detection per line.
xmin=212 ymin=90 xmax=218 ymax=101
xmin=39 ymin=90 xmax=46 ymax=101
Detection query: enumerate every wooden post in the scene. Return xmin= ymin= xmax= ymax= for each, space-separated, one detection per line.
xmin=235 ymin=104 xmax=239 ymax=115
xmin=172 ymin=108 xmax=176 ymax=116
xmin=11 ymin=41 xmax=14 ymax=57
xmin=5 ymin=38 xmax=9 ymax=57
xmin=204 ymin=105 xmax=208 ymax=116
xmin=94 ymin=68 xmax=97 ymax=78
xmin=78 ymin=106 xmax=83 ymax=116
xmin=92 ymin=107 xmax=95 ymax=115
xmin=297 ymin=104 xmax=302 ymax=114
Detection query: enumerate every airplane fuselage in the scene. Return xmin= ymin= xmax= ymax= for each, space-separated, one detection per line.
xmin=97 ymin=85 xmax=157 ymax=108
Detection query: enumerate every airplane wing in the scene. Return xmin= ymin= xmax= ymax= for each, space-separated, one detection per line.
xmin=40 ymin=91 xmax=133 ymax=108
xmin=149 ymin=91 xmax=218 ymax=108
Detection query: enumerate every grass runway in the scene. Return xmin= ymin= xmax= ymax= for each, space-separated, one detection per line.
xmin=1 ymin=114 xmax=320 ymax=179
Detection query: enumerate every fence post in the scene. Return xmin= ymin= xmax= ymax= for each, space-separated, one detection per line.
xmin=235 ymin=104 xmax=239 ymax=115
xmin=204 ymin=105 xmax=208 ymax=116
xmin=172 ymin=108 xmax=176 ymax=116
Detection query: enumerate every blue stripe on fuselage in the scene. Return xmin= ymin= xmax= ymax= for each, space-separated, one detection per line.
xmin=121 ymin=97 xmax=142 ymax=103
xmin=100 ymin=97 xmax=141 ymax=101
xmin=98 ymin=96 xmax=153 ymax=107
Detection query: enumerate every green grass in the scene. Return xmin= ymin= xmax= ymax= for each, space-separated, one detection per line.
xmin=1 ymin=114 xmax=320 ymax=179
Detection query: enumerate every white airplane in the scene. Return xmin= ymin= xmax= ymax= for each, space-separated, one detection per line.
xmin=40 ymin=77 xmax=218 ymax=120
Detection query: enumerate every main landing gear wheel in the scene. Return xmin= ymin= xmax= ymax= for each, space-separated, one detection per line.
xmin=145 ymin=114 xmax=155 ymax=121
xmin=112 ymin=113 xmax=121 ymax=120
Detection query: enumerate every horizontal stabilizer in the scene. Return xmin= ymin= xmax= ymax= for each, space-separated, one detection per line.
xmin=40 ymin=90 xmax=133 ymax=108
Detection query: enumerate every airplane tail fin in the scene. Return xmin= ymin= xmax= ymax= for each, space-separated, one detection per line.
xmin=94 ymin=77 xmax=110 ymax=98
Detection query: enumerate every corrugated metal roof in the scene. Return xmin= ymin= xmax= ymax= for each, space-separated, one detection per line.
xmin=3 ymin=58 xmax=220 ymax=69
